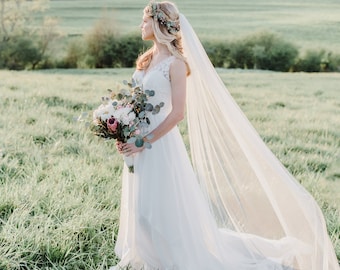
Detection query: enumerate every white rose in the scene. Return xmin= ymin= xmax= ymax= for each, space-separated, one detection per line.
xmin=98 ymin=104 xmax=112 ymax=122
xmin=113 ymin=107 xmax=134 ymax=125
xmin=93 ymin=104 xmax=105 ymax=120
xmin=128 ymin=111 xmax=136 ymax=122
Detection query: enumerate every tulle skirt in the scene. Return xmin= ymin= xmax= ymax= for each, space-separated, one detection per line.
xmin=113 ymin=122 xmax=308 ymax=270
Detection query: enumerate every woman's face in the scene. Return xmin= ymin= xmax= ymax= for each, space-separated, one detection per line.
xmin=140 ymin=14 xmax=154 ymax=41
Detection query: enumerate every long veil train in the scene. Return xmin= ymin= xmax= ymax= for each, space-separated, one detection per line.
xmin=180 ymin=14 xmax=339 ymax=270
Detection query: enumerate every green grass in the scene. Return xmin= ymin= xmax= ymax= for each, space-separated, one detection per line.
xmin=42 ymin=0 xmax=340 ymax=53
xmin=0 ymin=69 xmax=339 ymax=268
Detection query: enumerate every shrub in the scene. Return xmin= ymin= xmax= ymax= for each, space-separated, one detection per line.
xmin=0 ymin=37 xmax=42 ymax=70
xmin=203 ymin=41 xmax=231 ymax=67
xmin=85 ymin=16 xmax=119 ymax=68
xmin=294 ymin=50 xmax=340 ymax=72
xmin=85 ymin=32 xmax=150 ymax=68
xmin=86 ymin=33 xmax=118 ymax=68
xmin=115 ymin=34 xmax=151 ymax=67
xmin=228 ymin=39 xmax=254 ymax=69
xmin=293 ymin=50 xmax=326 ymax=72
xmin=251 ymin=32 xmax=298 ymax=71
xmin=58 ymin=38 xmax=86 ymax=68
xmin=227 ymin=32 xmax=298 ymax=71
xmin=328 ymin=53 xmax=340 ymax=72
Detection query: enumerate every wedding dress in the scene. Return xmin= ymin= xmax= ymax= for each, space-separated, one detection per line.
xmin=112 ymin=15 xmax=339 ymax=270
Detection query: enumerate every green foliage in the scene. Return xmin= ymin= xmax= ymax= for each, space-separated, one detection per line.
xmin=86 ymin=34 xmax=118 ymax=68
xmin=1 ymin=0 xmax=339 ymax=72
xmin=57 ymin=38 xmax=86 ymax=69
xmin=251 ymin=32 xmax=298 ymax=71
xmin=0 ymin=37 xmax=42 ymax=70
xmin=85 ymin=32 xmax=150 ymax=68
xmin=228 ymin=39 xmax=254 ymax=69
xmin=203 ymin=41 xmax=231 ymax=67
xmin=0 ymin=1 xmax=61 ymax=70
xmin=116 ymin=35 xmax=151 ymax=67
xmin=294 ymin=50 xmax=327 ymax=72
xmin=33 ymin=31 xmax=340 ymax=72
xmin=293 ymin=50 xmax=340 ymax=72
xmin=43 ymin=0 xmax=340 ymax=55
xmin=328 ymin=53 xmax=340 ymax=72
xmin=203 ymin=32 xmax=299 ymax=71
xmin=82 ymin=17 xmax=150 ymax=69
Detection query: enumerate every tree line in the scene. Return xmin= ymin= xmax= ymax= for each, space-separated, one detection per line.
xmin=1 ymin=0 xmax=339 ymax=72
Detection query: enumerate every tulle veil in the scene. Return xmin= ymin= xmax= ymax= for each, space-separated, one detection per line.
xmin=180 ymin=14 xmax=339 ymax=270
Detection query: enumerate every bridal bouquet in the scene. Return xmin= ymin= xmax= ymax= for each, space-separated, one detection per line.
xmin=89 ymin=79 xmax=164 ymax=173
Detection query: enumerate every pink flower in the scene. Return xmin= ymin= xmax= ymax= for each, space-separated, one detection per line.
xmin=107 ymin=117 xmax=118 ymax=132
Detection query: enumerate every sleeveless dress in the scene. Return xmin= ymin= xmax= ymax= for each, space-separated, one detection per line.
xmin=113 ymin=56 xmax=306 ymax=270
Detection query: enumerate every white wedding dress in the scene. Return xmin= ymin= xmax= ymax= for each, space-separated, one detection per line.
xmin=113 ymin=15 xmax=339 ymax=270
xmin=114 ymin=57 xmax=304 ymax=270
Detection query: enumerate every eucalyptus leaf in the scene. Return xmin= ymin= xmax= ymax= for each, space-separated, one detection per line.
xmin=152 ymin=105 xmax=160 ymax=114
xmin=145 ymin=103 xmax=153 ymax=111
xmin=144 ymin=142 xmax=152 ymax=149
xmin=127 ymin=137 xmax=136 ymax=143
xmin=139 ymin=111 xmax=146 ymax=118
xmin=149 ymin=90 xmax=155 ymax=96
xmin=135 ymin=137 xmax=144 ymax=147
xmin=159 ymin=102 xmax=164 ymax=107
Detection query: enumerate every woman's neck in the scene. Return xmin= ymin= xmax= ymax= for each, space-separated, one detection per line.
xmin=152 ymin=42 xmax=171 ymax=57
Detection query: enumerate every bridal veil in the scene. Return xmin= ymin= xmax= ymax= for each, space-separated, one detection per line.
xmin=180 ymin=14 xmax=339 ymax=270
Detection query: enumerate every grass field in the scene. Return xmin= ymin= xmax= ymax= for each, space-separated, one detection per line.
xmin=0 ymin=69 xmax=339 ymax=268
xmin=1 ymin=0 xmax=339 ymax=268
xmin=43 ymin=0 xmax=340 ymax=53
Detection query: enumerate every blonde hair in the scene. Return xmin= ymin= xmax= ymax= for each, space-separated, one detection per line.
xmin=136 ymin=1 xmax=190 ymax=75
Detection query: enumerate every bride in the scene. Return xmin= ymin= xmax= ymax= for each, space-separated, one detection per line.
xmin=112 ymin=1 xmax=339 ymax=269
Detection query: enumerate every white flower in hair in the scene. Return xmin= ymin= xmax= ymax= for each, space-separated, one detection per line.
xmin=149 ymin=1 xmax=180 ymax=34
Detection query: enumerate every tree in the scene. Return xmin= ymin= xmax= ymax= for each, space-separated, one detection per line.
xmin=0 ymin=0 xmax=61 ymax=69
xmin=0 ymin=0 xmax=48 ymax=40
xmin=85 ymin=16 xmax=118 ymax=68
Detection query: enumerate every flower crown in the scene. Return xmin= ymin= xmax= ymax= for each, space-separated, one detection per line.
xmin=149 ymin=2 xmax=180 ymax=35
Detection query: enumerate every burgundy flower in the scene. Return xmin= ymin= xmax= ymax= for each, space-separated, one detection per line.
xmin=107 ymin=117 xmax=118 ymax=132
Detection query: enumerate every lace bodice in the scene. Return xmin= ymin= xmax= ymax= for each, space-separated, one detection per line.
xmin=133 ymin=56 xmax=175 ymax=120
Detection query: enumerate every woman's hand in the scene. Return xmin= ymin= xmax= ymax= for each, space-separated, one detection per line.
xmin=115 ymin=141 xmax=144 ymax=156
xmin=115 ymin=141 xmax=124 ymax=154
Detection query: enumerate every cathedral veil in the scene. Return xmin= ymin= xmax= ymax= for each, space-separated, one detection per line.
xmin=180 ymin=14 xmax=339 ymax=270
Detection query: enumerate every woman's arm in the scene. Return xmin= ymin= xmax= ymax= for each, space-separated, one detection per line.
xmin=120 ymin=58 xmax=187 ymax=156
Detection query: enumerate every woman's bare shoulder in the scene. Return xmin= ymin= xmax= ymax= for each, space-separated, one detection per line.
xmin=170 ymin=57 xmax=186 ymax=75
